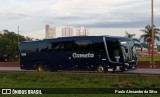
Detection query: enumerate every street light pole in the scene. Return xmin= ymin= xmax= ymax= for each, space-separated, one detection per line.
xmin=18 ymin=26 xmax=20 ymax=45
xmin=151 ymin=0 xmax=155 ymax=67
xmin=18 ymin=26 xmax=20 ymax=63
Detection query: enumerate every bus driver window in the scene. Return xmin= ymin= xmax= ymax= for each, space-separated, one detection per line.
xmin=114 ymin=48 xmax=120 ymax=62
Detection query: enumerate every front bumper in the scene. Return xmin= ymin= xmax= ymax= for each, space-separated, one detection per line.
xmin=124 ymin=60 xmax=138 ymax=70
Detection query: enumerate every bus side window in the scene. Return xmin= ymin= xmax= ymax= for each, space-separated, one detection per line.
xmin=75 ymin=41 xmax=104 ymax=52
xmin=92 ymin=42 xmax=104 ymax=52
xmin=48 ymin=42 xmax=63 ymax=51
xmin=114 ymin=48 xmax=120 ymax=56
xmin=39 ymin=42 xmax=48 ymax=52
xmin=54 ymin=44 xmax=63 ymax=50
xmin=75 ymin=41 xmax=91 ymax=51
xmin=62 ymin=41 xmax=77 ymax=51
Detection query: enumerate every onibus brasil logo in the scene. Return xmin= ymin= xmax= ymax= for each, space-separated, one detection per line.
xmin=2 ymin=89 xmax=42 ymax=95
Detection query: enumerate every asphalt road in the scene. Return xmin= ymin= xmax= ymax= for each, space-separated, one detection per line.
xmin=0 ymin=67 xmax=160 ymax=75
xmin=0 ymin=67 xmax=21 ymax=71
xmin=125 ymin=69 xmax=160 ymax=75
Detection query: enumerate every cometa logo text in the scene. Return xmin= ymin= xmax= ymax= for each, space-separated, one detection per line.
xmin=72 ymin=53 xmax=94 ymax=58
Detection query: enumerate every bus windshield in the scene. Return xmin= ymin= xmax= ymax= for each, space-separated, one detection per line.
xmin=120 ymin=41 xmax=136 ymax=61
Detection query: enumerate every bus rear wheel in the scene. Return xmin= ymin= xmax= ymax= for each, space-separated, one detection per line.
xmin=96 ymin=65 xmax=106 ymax=73
xmin=36 ymin=65 xmax=46 ymax=72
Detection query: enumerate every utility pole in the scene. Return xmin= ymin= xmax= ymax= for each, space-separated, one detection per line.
xmin=151 ymin=0 xmax=155 ymax=68
xmin=18 ymin=26 xmax=20 ymax=45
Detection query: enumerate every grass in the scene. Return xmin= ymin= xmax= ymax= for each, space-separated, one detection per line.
xmin=1 ymin=72 xmax=160 ymax=88
xmin=0 ymin=72 xmax=160 ymax=97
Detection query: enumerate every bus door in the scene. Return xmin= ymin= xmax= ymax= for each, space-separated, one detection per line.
xmin=105 ymin=39 xmax=124 ymax=71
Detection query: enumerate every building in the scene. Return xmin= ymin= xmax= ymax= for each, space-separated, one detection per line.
xmin=76 ymin=27 xmax=89 ymax=36
xmin=45 ymin=25 xmax=56 ymax=39
xmin=62 ymin=26 xmax=73 ymax=37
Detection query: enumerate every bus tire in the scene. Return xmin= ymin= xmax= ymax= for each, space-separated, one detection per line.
xmin=96 ymin=65 xmax=106 ymax=73
xmin=120 ymin=67 xmax=125 ymax=72
xmin=36 ymin=65 xmax=46 ymax=72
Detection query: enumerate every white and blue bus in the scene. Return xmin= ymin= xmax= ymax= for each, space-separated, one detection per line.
xmin=19 ymin=36 xmax=139 ymax=73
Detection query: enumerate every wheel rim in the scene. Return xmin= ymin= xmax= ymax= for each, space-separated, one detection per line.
xmin=97 ymin=65 xmax=105 ymax=73
xmin=37 ymin=65 xmax=44 ymax=72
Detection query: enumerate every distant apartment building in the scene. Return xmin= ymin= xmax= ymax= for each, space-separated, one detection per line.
xmin=62 ymin=26 xmax=73 ymax=37
xmin=45 ymin=25 xmax=56 ymax=39
xmin=76 ymin=27 xmax=89 ymax=36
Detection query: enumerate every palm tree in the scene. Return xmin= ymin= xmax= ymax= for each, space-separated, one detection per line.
xmin=140 ymin=25 xmax=160 ymax=55
xmin=125 ymin=31 xmax=136 ymax=38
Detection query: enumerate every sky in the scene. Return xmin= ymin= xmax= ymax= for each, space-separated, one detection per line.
xmin=0 ymin=0 xmax=160 ymax=39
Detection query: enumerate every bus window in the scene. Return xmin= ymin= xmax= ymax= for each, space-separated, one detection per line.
xmin=107 ymin=43 xmax=122 ymax=62
xmin=75 ymin=41 xmax=104 ymax=52
xmin=92 ymin=42 xmax=105 ymax=52
xmin=48 ymin=42 xmax=63 ymax=51
xmin=75 ymin=41 xmax=92 ymax=51
xmin=54 ymin=43 xmax=63 ymax=50
xmin=49 ymin=41 xmax=77 ymax=51
xmin=114 ymin=48 xmax=120 ymax=56
xmin=48 ymin=40 xmax=104 ymax=52
xmin=62 ymin=41 xmax=77 ymax=51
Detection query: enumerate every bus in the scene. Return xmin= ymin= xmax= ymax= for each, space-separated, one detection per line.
xmin=19 ymin=36 xmax=139 ymax=73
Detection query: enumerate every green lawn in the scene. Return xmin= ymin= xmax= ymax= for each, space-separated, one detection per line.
xmin=0 ymin=72 xmax=160 ymax=97
xmin=1 ymin=72 xmax=160 ymax=88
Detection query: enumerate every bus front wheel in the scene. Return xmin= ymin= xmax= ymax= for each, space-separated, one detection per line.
xmin=36 ymin=65 xmax=46 ymax=72
xmin=120 ymin=67 xmax=125 ymax=72
xmin=96 ymin=65 xmax=106 ymax=73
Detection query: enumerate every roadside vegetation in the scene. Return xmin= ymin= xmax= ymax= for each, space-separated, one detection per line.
xmin=138 ymin=56 xmax=160 ymax=61
xmin=1 ymin=72 xmax=160 ymax=88
xmin=0 ymin=72 xmax=160 ymax=97
xmin=139 ymin=25 xmax=160 ymax=56
xmin=0 ymin=30 xmax=33 ymax=62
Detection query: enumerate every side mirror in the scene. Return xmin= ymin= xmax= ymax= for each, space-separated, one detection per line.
xmin=132 ymin=38 xmax=143 ymax=51
xmin=134 ymin=44 xmax=143 ymax=52
xmin=120 ymin=45 xmax=129 ymax=53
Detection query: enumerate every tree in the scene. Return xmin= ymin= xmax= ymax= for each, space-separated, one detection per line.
xmin=0 ymin=30 xmax=33 ymax=61
xmin=140 ymin=25 xmax=160 ymax=55
xmin=125 ymin=31 xmax=136 ymax=38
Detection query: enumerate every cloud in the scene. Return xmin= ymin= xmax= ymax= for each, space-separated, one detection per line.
xmin=0 ymin=0 xmax=160 ymax=39
xmin=50 ymin=0 xmax=130 ymax=16
xmin=44 ymin=0 xmax=160 ymax=28
xmin=0 ymin=13 xmax=32 ymax=20
xmin=83 ymin=20 xmax=150 ymax=28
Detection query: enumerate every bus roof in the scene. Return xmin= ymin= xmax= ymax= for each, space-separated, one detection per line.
xmin=20 ymin=36 xmax=132 ymax=43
